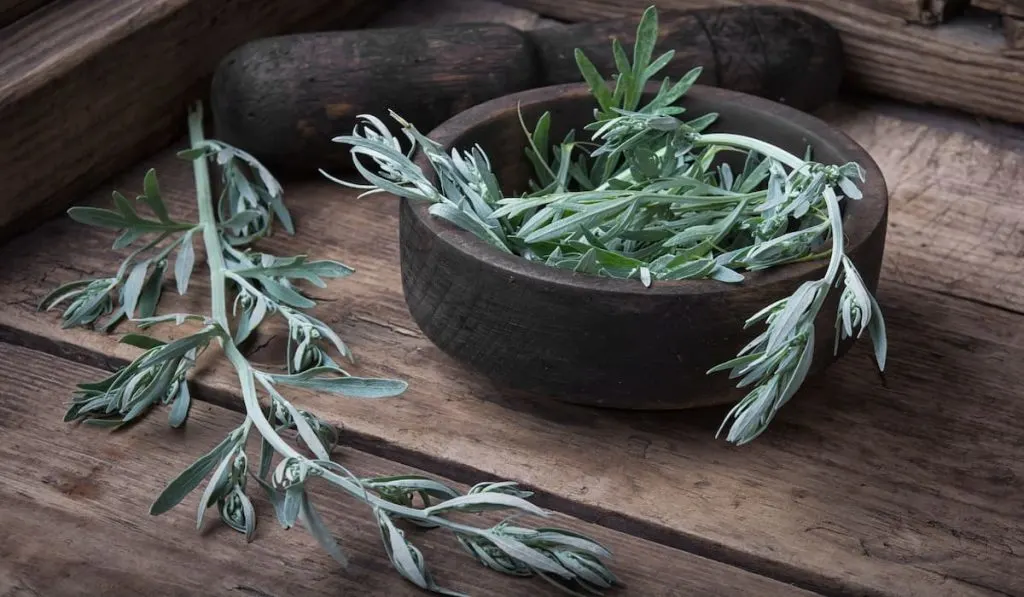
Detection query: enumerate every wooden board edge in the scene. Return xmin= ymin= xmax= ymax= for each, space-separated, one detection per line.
xmin=0 ymin=321 xmax=840 ymax=595
xmin=0 ymin=0 xmax=53 ymax=28
xmin=0 ymin=339 xmax=823 ymax=597
xmin=0 ymin=0 xmax=395 ymax=246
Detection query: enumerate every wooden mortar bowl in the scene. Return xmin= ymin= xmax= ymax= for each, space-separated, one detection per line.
xmin=400 ymin=83 xmax=888 ymax=410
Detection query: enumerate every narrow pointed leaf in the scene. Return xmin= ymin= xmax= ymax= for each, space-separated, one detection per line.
xmin=120 ymin=333 xmax=167 ymax=350
xmin=174 ymin=230 xmax=195 ymax=295
xmin=196 ymin=447 xmax=238 ymax=529
xmin=168 ymin=382 xmax=191 ymax=428
xmin=122 ymin=260 xmax=150 ymax=319
xmin=301 ymin=493 xmax=349 ymax=567
xmin=141 ymin=169 xmax=172 ymax=223
xmin=269 ymin=368 xmax=408 ymax=398
xmin=67 ymin=207 xmax=127 ymax=230
xmin=150 ymin=434 xmax=238 ymax=515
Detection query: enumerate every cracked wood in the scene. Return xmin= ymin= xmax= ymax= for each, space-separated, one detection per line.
xmin=0 ymin=342 xmax=816 ymax=597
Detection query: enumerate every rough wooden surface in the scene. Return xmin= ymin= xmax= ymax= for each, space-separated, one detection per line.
xmin=1 ymin=102 xmax=1022 ymax=597
xmin=211 ymin=24 xmax=539 ymax=176
xmin=974 ymin=0 xmax=1024 ymax=17
xmin=0 ymin=0 xmax=51 ymax=27
xmin=853 ymin=0 xmax=939 ymax=23
xmin=1005 ymin=15 xmax=1024 ymax=46
xmin=369 ymin=0 xmax=562 ymax=29
xmin=497 ymin=0 xmax=1024 ymax=126
xmin=0 ymin=0 xmax=392 ymax=244
xmin=0 ymin=342 xmax=818 ymax=597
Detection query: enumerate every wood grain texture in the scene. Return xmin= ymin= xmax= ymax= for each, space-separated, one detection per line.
xmin=823 ymin=104 xmax=1024 ymax=313
xmin=0 ymin=342 xmax=818 ymax=597
xmin=0 ymin=0 xmax=51 ymax=27
xmin=852 ymin=0 xmax=934 ymax=23
xmin=0 ymin=0 xmax=393 ymax=244
xmin=399 ymin=82 xmax=887 ymax=409
xmin=974 ymin=0 xmax=1024 ymax=17
xmin=369 ymin=0 xmax=562 ymax=29
xmin=0 ymin=102 xmax=1022 ymax=596
xmin=209 ymin=5 xmax=843 ymax=176
xmin=210 ymin=24 xmax=539 ymax=177
xmin=1005 ymin=15 xmax=1024 ymax=46
xmin=497 ymin=0 xmax=1024 ymax=126
xmin=526 ymin=6 xmax=844 ymax=108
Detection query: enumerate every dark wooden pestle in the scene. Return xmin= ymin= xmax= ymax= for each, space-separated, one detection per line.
xmin=209 ymin=7 xmax=844 ymax=177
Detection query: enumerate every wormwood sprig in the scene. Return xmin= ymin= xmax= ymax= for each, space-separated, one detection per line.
xmin=41 ymin=103 xmax=615 ymax=595
xmin=326 ymin=5 xmax=888 ymax=444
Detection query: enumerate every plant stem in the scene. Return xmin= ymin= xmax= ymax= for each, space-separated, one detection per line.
xmin=219 ymin=330 xmax=488 ymax=537
xmin=188 ymin=102 xmax=229 ymax=331
xmin=184 ymin=113 xmax=501 ymax=539
xmin=694 ymin=133 xmax=805 ymax=171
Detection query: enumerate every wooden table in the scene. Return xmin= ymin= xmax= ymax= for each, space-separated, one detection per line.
xmin=2 ymin=2 xmax=1024 ymax=596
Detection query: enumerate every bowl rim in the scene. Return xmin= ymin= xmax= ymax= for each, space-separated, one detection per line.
xmin=407 ymin=82 xmax=888 ymax=297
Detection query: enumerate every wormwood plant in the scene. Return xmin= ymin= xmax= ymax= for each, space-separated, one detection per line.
xmin=39 ymin=104 xmax=617 ymax=596
xmin=325 ymin=6 xmax=887 ymax=444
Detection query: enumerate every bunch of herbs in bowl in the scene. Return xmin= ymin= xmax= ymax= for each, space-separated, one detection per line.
xmin=325 ymin=6 xmax=889 ymax=445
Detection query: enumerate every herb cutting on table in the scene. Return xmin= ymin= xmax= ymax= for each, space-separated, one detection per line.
xmin=38 ymin=6 xmax=887 ymax=596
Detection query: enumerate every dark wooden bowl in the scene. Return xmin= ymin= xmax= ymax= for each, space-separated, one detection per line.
xmin=400 ymin=83 xmax=888 ymax=410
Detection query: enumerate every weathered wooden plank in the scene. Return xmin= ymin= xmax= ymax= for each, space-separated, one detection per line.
xmin=0 ymin=103 xmax=1023 ymax=597
xmin=974 ymin=0 xmax=1024 ymax=18
xmin=0 ymin=342 xmax=817 ymax=597
xmin=0 ymin=0 xmax=51 ymax=27
xmin=369 ymin=0 xmax=562 ymax=30
xmin=1005 ymin=15 xmax=1024 ymax=46
xmin=0 ymin=0 xmax=393 ymax=244
xmin=496 ymin=0 xmax=1024 ymax=126
xmin=852 ymin=0 xmax=934 ymax=23
xmin=821 ymin=104 xmax=1024 ymax=313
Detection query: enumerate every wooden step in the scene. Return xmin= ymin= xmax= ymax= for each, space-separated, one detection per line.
xmin=0 ymin=342 xmax=817 ymax=596
xmin=0 ymin=0 xmax=393 ymax=244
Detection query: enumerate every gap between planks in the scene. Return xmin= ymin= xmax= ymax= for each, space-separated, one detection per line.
xmin=0 ymin=322 xmax=845 ymax=597
xmin=0 ymin=341 xmax=818 ymax=597
xmin=0 ymin=0 xmax=395 ymax=244
xmin=0 ymin=102 xmax=1023 ymax=597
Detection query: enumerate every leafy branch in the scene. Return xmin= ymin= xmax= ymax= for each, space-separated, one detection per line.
xmin=40 ymin=102 xmax=616 ymax=596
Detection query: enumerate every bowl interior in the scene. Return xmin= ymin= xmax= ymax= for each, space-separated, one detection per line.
xmin=412 ymin=83 xmax=887 ymax=294
xmin=456 ymin=92 xmax=844 ymax=197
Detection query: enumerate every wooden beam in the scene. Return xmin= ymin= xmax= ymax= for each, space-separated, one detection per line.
xmin=0 ymin=342 xmax=817 ymax=597
xmin=496 ymin=0 xmax=1024 ymax=126
xmin=0 ymin=0 xmax=393 ymax=244
xmin=369 ymin=0 xmax=562 ymax=30
xmin=973 ymin=0 xmax=1024 ymax=17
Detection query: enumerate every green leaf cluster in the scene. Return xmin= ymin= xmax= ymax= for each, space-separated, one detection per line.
xmin=328 ymin=5 xmax=888 ymax=446
xmin=43 ymin=96 xmax=617 ymax=596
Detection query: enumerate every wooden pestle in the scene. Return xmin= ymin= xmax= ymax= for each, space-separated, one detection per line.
xmin=209 ymin=6 xmax=844 ymax=177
